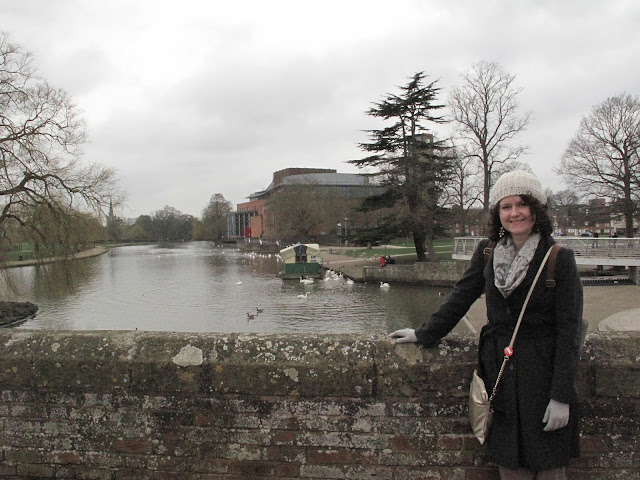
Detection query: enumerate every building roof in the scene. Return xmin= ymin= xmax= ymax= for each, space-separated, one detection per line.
xmin=281 ymin=172 xmax=369 ymax=187
xmin=248 ymin=172 xmax=371 ymax=201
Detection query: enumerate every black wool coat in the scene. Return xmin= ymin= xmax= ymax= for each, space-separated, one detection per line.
xmin=415 ymin=236 xmax=583 ymax=471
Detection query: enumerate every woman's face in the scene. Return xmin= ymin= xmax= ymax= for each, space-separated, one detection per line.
xmin=499 ymin=195 xmax=535 ymax=239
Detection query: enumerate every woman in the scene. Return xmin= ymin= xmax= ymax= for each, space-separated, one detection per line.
xmin=390 ymin=170 xmax=583 ymax=480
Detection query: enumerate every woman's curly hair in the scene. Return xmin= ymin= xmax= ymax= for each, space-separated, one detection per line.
xmin=487 ymin=194 xmax=553 ymax=241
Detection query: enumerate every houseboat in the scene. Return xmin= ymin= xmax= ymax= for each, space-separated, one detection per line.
xmin=279 ymin=243 xmax=322 ymax=279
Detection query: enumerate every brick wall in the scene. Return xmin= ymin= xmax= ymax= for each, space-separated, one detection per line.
xmin=0 ymin=330 xmax=638 ymax=479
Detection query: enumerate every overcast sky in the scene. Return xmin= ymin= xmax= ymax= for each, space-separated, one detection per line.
xmin=2 ymin=0 xmax=639 ymax=219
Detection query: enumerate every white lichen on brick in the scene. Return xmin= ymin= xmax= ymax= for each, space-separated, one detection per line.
xmin=284 ymin=368 xmax=299 ymax=382
xmin=394 ymin=344 xmax=424 ymax=365
xmin=257 ymin=352 xmax=276 ymax=362
xmin=172 ymin=345 xmax=204 ymax=367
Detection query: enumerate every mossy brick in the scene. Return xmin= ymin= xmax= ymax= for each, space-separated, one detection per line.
xmin=375 ymin=335 xmax=477 ymax=398
xmin=185 ymin=457 xmax=229 ymax=474
xmin=126 ymin=332 xmax=379 ymax=396
xmin=31 ymin=331 xmax=134 ymax=392
xmin=0 ymin=464 xmax=17 ymax=477
xmin=114 ymin=469 xmax=154 ymax=480
xmin=594 ymin=366 xmax=640 ymax=397
xmin=306 ymin=447 xmax=378 ymax=465
xmin=16 ymin=462 xmax=55 ymax=477
xmin=0 ymin=330 xmax=43 ymax=388
xmin=583 ymin=332 xmax=640 ymax=366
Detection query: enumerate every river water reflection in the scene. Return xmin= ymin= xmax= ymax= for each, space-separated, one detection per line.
xmin=1 ymin=242 xmax=468 ymax=335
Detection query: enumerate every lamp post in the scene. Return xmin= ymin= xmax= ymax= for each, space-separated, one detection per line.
xmin=337 ymin=223 xmax=342 ymax=248
xmin=344 ymin=218 xmax=348 ymax=247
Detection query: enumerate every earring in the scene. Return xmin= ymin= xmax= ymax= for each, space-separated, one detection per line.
xmin=499 ymin=226 xmax=505 ymax=238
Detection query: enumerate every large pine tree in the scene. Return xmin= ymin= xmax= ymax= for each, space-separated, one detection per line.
xmin=350 ymin=72 xmax=454 ymax=261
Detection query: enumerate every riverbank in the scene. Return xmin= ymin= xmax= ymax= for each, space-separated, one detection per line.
xmin=0 ymin=301 xmax=38 ymax=327
xmin=0 ymin=246 xmax=110 ymax=269
xmin=319 ymin=245 xmax=416 ymax=279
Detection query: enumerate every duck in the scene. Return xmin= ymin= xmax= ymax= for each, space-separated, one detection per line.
xmin=297 ymin=292 xmax=310 ymax=299
xmin=247 ymin=312 xmax=256 ymax=319
xmin=380 ymin=282 xmax=390 ymax=289
xmin=256 ymin=307 xmax=264 ymax=313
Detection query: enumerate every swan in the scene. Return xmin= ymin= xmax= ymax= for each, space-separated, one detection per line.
xmin=297 ymin=292 xmax=310 ymax=299
xmin=236 ymin=281 xmax=243 ymax=285
xmin=380 ymin=282 xmax=390 ymax=289
xmin=346 ymin=278 xmax=354 ymax=285
xmin=300 ymin=276 xmax=314 ymax=284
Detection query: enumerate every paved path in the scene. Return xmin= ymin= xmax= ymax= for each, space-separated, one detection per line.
xmin=319 ymin=247 xmax=640 ymax=332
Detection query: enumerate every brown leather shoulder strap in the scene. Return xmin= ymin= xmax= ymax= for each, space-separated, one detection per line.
xmin=483 ymin=240 xmax=496 ymax=267
xmin=545 ymin=244 xmax=562 ymax=288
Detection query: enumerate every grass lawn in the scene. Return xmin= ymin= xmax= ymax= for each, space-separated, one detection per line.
xmin=2 ymin=243 xmax=36 ymax=261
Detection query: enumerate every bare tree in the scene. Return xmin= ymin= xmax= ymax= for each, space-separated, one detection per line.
xmin=200 ymin=193 xmax=232 ymax=241
xmin=151 ymin=206 xmax=193 ymax=242
xmin=446 ymin=150 xmax=482 ymax=235
xmin=449 ymin=60 xmax=531 ymax=211
xmin=557 ymin=92 xmax=640 ymax=237
xmin=0 ymin=32 xmax=120 ymax=253
xmin=267 ymin=183 xmax=341 ymax=244
xmin=549 ymin=189 xmax=581 ymax=208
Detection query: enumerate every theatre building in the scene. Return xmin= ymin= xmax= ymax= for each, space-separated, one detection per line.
xmin=227 ymin=167 xmax=383 ymax=243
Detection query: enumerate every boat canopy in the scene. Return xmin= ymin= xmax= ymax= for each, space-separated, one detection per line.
xmin=279 ymin=243 xmax=321 ymax=263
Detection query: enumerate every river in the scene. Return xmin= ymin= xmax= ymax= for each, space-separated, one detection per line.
xmin=0 ymin=242 xmax=469 ymax=335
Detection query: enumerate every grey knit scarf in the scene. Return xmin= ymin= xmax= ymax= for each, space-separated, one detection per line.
xmin=493 ymin=233 xmax=541 ymax=298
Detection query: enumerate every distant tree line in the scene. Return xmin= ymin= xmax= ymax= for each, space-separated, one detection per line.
xmin=108 ymin=194 xmax=233 ymax=243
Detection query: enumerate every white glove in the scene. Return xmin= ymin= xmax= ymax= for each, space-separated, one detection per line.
xmin=542 ymin=399 xmax=570 ymax=431
xmin=389 ymin=328 xmax=418 ymax=344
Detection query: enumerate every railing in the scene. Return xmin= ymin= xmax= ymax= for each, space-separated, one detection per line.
xmin=452 ymin=237 xmax=640 ymax=267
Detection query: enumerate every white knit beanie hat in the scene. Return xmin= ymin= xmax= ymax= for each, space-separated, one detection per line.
xmin=490 ymin=170 xmax=546 ymax=206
